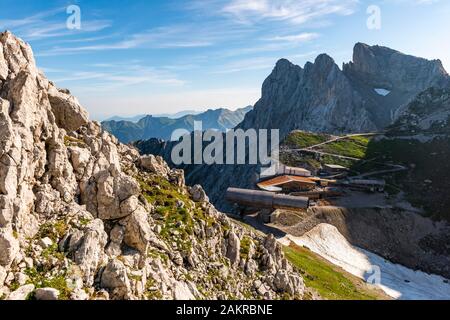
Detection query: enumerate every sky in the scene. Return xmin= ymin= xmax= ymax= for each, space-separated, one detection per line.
xmin=1 ymin=0 xmax=449 ymax=120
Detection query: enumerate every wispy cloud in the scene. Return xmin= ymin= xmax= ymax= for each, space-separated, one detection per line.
xmin=263 ymin=32 xmax=320 ymax=43
xmin=49 ymin=62 xmax=185 ymax=91
xmin=385 ymin=0 xmax=441 ymax=5
xmin=0 ymin=7 xmax=63 ymax=29
xmin=21 ymin=20 xmax=111 ymax=40
xmin=212 ymin=56 xmax=278 ymax=74
xmin=37 ymin=25 xmax=221 ymax=56
xmin=212 ymin=50 xmax=319 ymax=74
xmin=220 ymin=0 xmax=358 ymax=25
xmin=0 ymin=7 xmax=111 ymax=41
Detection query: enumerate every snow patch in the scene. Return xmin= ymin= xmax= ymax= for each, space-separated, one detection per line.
xmin=374 ymin=88 xmax=391 ymax=96
xmin=280 ymin=223 xmax=450 ymax=300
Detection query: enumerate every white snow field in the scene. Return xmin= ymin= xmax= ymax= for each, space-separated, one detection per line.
xmin=279 ymin=223 xmax=450 ymax=300
xmin=374 ymin=88 xmax=391 ymax=96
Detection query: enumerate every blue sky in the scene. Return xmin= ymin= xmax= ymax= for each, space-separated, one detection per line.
xmin=1 ymin=0 xmax=449 ymax=120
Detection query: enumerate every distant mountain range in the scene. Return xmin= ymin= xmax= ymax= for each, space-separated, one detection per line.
xmin=102 ymin=106 xmax=252 ymax=143
xmin=103 ymin=110 xmax=202 ymax=122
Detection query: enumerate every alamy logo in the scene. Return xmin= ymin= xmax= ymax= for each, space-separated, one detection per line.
xmin=366 ymin=265 xmax=382 ymax=285
xmin=367 ymin=5 xmax=381 ymax=30
xmin=66 ymin=5 xmax=82 ymax=30
xmin=170 ymin=121 xmax=279 ymax=167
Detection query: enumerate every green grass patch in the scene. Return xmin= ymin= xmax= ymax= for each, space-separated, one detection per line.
xmin=319 ymin=155 xmax=356 ymax=169
xmin=64 ymin=136 xmax=86 ymax=148
xmin=240 ymin=236 xmax=253 ymax=260
xmin=318 ymin=136 xmax=370 ymax=159
xmin=283 ymin=244 xmax=387 ymax=300
xmin=145 ymin=277 xmax=163 ymax=300
xmin=137 ymin=174 xmax=219 ymax=254
xmin=25 ymin=267 xmax=71 ymax=300
xmin=284 ymin=131 xmax=330 ymax=149
xmin=37 ymin=220 xmax=68 ymax=242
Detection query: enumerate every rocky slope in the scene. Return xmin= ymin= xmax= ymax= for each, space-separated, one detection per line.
xmin=389 ymin=86 xmax=450 ymax=135
xmin=0 ymin=31 xmax=304 ymax=300
xmin=238 ymin=43 xmax=449 ymax=138
xmin=134 ymin=137 xmax=260 ymax=213
xmin=374 ymin=86 xmax=450 ymax=222
xmin=102 ymin=106 xmax=252 ymax=143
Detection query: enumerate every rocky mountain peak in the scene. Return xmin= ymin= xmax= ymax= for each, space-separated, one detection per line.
xmin=0 ymin=30 xmax=37 ymax=81
xmin=239 ymin=42 xmax=449 ymax=137
xmin=344 ymin=42 xmax=448 ymax=90
xmin=313 ymin=53 xmax=336 ymax=69
xmin=274 ymin=58 xmax=296 ymax=71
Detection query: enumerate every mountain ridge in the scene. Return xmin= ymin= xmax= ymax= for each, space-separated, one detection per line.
xmin=102 ymin=106 xmax=252 ymax=143
xmin=103 ymin=110 xmax=202 ymax=122
xmin=238 ymin=43 xmax=449 ymax=138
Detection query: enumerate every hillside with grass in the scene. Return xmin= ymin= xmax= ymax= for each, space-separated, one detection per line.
xmin=280 ymin=128 xmax=450 ymax=223
xmin=280 ymin=131 xmax=373 ymax=171
xmin=359 ymin=137 xmax=450 ymax=222
xmin=283 ymin=244 xmax=389 ymax=300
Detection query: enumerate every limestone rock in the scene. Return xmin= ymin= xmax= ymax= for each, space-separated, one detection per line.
xmin=95 ymin=171 xmax=140 ymax=220
xmin=0 ymin=265 xmax=6 ymax=286
xmin=173 ymin=281 xmax=195 ymax=300
xmin=0 ymin=196 xmax=12 ymax=227
xmin=35 ymin=287 xmax=60 ymax=300
xmin=70 ymin=288 xmax=89 ymax=300
xmin=15 ymin=272 xmax=28 ymax=285
xmin=120 ymin=195 xmax=140 ymax=217
xmin=189 ymin=184 xmax=208 ymax=202
xmin=0 ymin=31 xmax=37 ymax=78
xmin=273 ymin=270 xmax=305 ymax=297
xmin=139 ymin=155 xmax=170 ymax=177
xmin=47 ymin=85 xmax=89 ymax=132
xmin=73 ymin=219 xmax=108 ymax=286
xmin=39 ymin=237 xmax=53 ymax=249
xmin=100 ymin=259 xmax=131 ymax=299
xmin=6 ymin=284 xmax=35 ymax=300
xmin=0 ymin=228 xmax=19 ymax=266
xmin=226 ymin=231 xmax=240 ymax=267
xmin=69 ymin=146 xmax=91 ymax=176
xmin=122 ymin=209 xmax=152 ymax=254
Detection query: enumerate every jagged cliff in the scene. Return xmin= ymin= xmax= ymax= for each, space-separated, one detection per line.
xmin=238 ymin=43 xmax=449 ymax=138
xmin=0 ymin=31 xmax=305 ymax=300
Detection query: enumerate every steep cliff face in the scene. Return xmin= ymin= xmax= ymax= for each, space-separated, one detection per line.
xmin=344 ymin=43 xmax=449 ymax=126
xmin=0 ymin=31 xmax=304 ymax=300
xmin=345 ymin=43 xmax=448 ymax=93
xmin=239 ymin=55 xmax=375 ymax=138
xmin=239 ymin=44 xmax=449 ymax=138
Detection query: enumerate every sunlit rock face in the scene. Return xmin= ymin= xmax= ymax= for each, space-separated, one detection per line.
xmin=0 ymin=31 xmax=305 ymax=301
xmin=239 ymin=43 xmax=449 ymax=138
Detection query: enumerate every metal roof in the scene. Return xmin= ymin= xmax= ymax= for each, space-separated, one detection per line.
xmin=257 ymin=175 xmax=317 ymax=189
